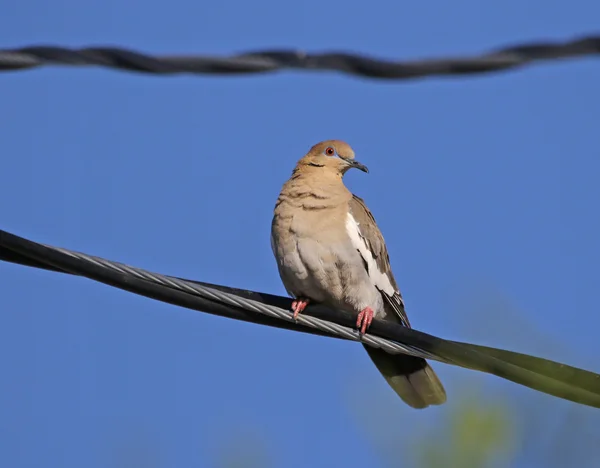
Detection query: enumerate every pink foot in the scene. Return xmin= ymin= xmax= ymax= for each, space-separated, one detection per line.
xmin=356 ymin=307 xmax=374 ymax=334
xmin=291 ymin=298 xmax=310 ymax=320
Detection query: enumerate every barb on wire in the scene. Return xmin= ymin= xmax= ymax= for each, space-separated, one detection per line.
xmin=1 ymin=228 xmax=600 ymax=409
xmin=1 ymin=34 xmax=598 ymax=80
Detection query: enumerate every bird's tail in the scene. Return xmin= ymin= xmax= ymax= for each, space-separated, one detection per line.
xmin=362 ymin=345 xmax=446 ymax=409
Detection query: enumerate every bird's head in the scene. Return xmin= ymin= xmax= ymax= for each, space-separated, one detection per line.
xmin=296 ymin=140 xmax=368 ymax=176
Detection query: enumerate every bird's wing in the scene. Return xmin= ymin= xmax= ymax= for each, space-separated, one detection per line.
xmin=347 ymin=194 xmax=411 ymax=327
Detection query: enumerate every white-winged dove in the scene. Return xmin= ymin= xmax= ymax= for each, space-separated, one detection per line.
xmin=270 ymin=140 xmax=446 ymax=409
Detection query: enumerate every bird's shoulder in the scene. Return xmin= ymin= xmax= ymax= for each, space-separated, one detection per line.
xmin=347 ymin=195 xmax=395 ymax=284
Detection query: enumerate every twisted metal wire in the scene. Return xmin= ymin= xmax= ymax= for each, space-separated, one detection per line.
xmin=51 ymin=245 xmax=443 ymax=362
xmin=1 ymin=34 xmax=598 ymax=80
xmin=4 ymin=228 xmax=600 ymax=409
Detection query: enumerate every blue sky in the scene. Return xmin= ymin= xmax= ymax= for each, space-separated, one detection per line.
xmin=2 ymin=1 xmax=600 ymax=466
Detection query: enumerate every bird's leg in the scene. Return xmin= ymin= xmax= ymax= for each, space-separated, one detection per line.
xmin=291 ymin=298 xmax=310 ymax=320
xmin=356 ymin=307 xmax=374 ymax=335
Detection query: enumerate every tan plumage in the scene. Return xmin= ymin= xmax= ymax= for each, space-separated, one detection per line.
xmin=271 ymin=140 xmax=446 ymax=409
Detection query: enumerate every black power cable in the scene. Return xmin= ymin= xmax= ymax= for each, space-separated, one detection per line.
xmin=1 ymin=35 xmax=598 ymax=80
xmin=1 ymin=229 xmax=599 ymax=409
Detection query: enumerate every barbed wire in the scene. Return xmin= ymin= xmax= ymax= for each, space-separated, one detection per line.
xmin=1 ymin=34 xmax=598 ymax=80
xmin=1 ymin=228 xmax=600 ymax=408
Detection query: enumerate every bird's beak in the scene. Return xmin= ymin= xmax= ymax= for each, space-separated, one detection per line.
xmin=347 ymin=159 xmax=369 ymax=173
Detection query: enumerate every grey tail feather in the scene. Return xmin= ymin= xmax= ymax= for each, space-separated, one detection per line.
xmin=362 ymin=345 xmax=447 ymax=409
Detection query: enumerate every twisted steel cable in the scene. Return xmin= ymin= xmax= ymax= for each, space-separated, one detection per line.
xmin=1 ymin=34 xmax=598 ymax=80
xmin=1 ymin=228 xmax=600 ymax=409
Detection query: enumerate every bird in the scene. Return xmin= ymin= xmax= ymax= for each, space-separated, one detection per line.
xmin=270 ymin=139 xmax=446 ymax=409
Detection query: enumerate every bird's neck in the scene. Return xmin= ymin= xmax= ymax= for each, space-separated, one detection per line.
xmin=278 ymin=170 xmax=351 ymax=210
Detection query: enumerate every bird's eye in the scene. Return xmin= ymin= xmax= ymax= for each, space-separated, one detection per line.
xmin=325 ymin=147 xmax=335 ymax=156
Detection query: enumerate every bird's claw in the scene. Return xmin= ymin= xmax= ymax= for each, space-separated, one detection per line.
xmin=291 ymin=298 xmax=310 ymax=320
xmin=356 ymin=307 xmax=374 ymax=335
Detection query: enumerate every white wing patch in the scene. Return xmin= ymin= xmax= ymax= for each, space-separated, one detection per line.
xmin=345 ymin=212 xmax=395 ymax=296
